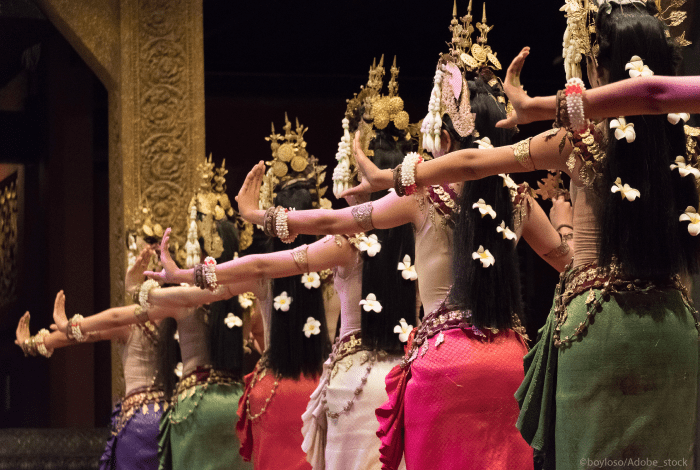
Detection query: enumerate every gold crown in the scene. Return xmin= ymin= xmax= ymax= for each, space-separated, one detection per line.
xmin=259 ymin=114 xmax=329 ymax=211
xmin=333 ymin=56 xmax=416 ymax=196
xmin=450 ymin=0 xmax=501 ymax=72
xmin=183 ymin=155 xmax=252 ymax=262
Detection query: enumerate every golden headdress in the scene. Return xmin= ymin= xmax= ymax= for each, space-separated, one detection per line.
xmin=259 ymin=114 xmax=330 ymax=211
xmin=180 ymin=155 xmax=253 ymax=267
xmin=332 ymin=56 xmax=414 ymax=197
xmin=561 ymin=0 xmax=690 ymax=80
xmin=126 ymin=202 xmax=164 ymax=270
xmin=423 ymin=1 xmax=507 ymax=154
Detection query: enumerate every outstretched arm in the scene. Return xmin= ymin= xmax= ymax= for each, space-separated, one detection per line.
xmin=15 ymin=309 xmax=130 ymax=357
xmin=51 ymin=290 xmax=173 ymax=335
xmin=145 ymin=226 xmax=359 ymax=289
xmin=496 ymin=47 xmax=700 ymax=128
xmin=236 ymin=161 xmax=418 ymax=237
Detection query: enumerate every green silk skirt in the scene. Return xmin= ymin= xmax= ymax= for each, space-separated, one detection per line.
xmin=517 ymin=287 xmax=698 ymax=470
xmin=159 ymin=381 xmax=253 ymax=470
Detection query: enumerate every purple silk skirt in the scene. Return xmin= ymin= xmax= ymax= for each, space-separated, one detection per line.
xmin=100 ymin=400 xmax=162 ymax=470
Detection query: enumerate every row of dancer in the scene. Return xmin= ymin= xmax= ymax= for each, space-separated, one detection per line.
xmin=15 ymin=0 xmax=700 ymax=469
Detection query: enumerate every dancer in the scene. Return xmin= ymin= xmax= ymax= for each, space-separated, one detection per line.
xmin=343 ymin=2 xmax=700 ymax=468
xmin=16 ymin=247 xmax=165 ymax=470
xmin=55 ymin=159 xmax=253 ymax=470
xmin=236 ymin=5 xmax=572 ymax=469
xmin=145 ymin=103 xmax=416 ymax=469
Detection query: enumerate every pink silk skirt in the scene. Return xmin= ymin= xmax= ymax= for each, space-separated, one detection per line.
xmin=377 ymin=327 xmax=533 ymax=470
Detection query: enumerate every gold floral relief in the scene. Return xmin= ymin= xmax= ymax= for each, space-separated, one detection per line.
xmin=0 ymin=173 xmax=18 ymax=311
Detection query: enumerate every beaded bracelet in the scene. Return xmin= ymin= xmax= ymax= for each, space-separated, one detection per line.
xmin=564 ymin=78 xmax=588 ymax=133
xmin=22 ymin=337 xmax=37 ymax=357
xmin=274 ymin=207 xmax=297 ymax=244
xmin=203 ymin=256 xmax=218 ymax=290
xmin=194 ymin=264 xmax=205 ymax=289
xmin=262 ymin=206 xmax=276 ymax=237
xmin=554 ymin=89 xmax=571 ymax=130
xmin=68 ymin=314 xmax=87 ymax=342
xmin=35 ymin=329 xmax=53 ymax=358
xmin=556 ymin=223 xmax=574 ymax=233
xmin=131 ymin=283 xmax=142 ymax=304
xmin=400 ymin=152 xmax=423 ymax=196
xmin=139 ymin=279 xmax=161 ymax=309
xmin=393 ymin=165 xmax=406 ymax=197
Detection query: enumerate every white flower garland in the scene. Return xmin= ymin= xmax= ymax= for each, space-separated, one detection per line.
xmin=421 ymin=67 xmax=444 ymax=154
xmin=332 ymin=118 xmax=354 ymax=197
xmin=400 ymin=152 xmax=423 ymax=195
xmin=139 ymin=279 xmax=161 ymax=309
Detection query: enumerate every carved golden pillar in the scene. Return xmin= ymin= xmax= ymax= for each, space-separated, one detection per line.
xmin=35 ymin=0 xmax=205 ymax=401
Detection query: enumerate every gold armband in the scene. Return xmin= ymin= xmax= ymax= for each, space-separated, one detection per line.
xmin=291 ymin=245 xmax=310 ymax=274
xmin=351 ymin=202 xmax=375 ymax=231
xmin=512 ymin=137 xmax=535 ymax=171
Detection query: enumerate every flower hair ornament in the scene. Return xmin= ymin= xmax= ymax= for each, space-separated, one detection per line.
xmin=332 ymin=56 xmax=413 ymax=197
xmin=303 ymin=317 xmax=321 ymax=337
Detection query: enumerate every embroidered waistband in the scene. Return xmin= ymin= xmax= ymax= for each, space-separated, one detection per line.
xmin=174 ymin=366 xmax=238 ymax=397
xmin=113 ymin=387 xmax=165 ymax=435
xmin=553 ymin=261 xmax=696 ymax=348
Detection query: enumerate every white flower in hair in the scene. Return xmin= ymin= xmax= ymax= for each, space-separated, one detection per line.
xmin=472 ymin=245 xmax=495 ymax=268
xmin=238 ymin=294 xmax=254 ymax=309
xmin=472 ymin=199 xmax=497 ymax=219
xmin=670 ymin=156 xmax=700 ymax=179
xmin=302 ymin=272 xmax=321 ymax=289
xmin=499 ymin=174 xmax=518 ymax=190
xmin=224 ymin=313 xmax=242 ymax=329
xmin=393 ymin=318 xmax=413 ymax=343
xmin=359 ymin=293 xmax=383 ymax=313
xmin=668 ymin=113 xmax=690 ymax=126
xmin=610 ymin=117 xmax=636 ymax=143
xmin=359 ymin=234 xmax=382 ymax=257
xmin=611 ymin=177 xmax=641 ymax=201
xmin=474 ymin=137 xmax=494 ymax=149
xmin=174 ymin=362 xmax=183 ymax=378
xmin=273 ymin=291 xmax=293 ymax=312
xmin=497 ymin=221 xmax=517 ymax=240
xmin=397 ymin=254 xmax=418 ymax=281
xmin=174 ymin=331 xmax=180 ymax=342
xmin=303 ymin=317 xmax=322 ymax=337
xmin=625 ymin=55 xmax=654 ymax=78
xmin=680 ymin=206 xmax=700 ymax=236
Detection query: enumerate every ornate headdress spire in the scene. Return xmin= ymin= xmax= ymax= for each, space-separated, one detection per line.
xmin=259 ymin=114 xmax=329 ymax=211
xmin=332 ymin=56 xmax=413 ymax=197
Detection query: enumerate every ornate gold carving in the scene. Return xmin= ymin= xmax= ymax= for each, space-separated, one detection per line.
xmin=0 ymin=173 xmax=18 ymax=311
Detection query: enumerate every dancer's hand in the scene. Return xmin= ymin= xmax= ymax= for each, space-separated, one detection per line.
xmin=15 ymin=311 xmax=31 ymax=347
xmin=144 ymin=228 xmax=181 ymax=283
xmin=497 ymin=47 xmax=534 ymax=128
xmin=339 ymin=133 xmax=391 ymax=198
xmin=236 ymin=161 xmax=265 ymax=222
xmin=550 ymin=195 xmax=573 ymax=231
xmin=126 ymin=246 xmax=153 ymax=294
xmin=51 ymin=290 xmax=69 ymax=334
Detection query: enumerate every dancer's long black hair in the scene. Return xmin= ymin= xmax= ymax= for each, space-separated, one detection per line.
xmin=207 ymin=220 xmax=245 ymax=376
xmin=266 ymin=181 xmax=331 ymax=379
xmin=357 ymin=120 xmax=417 ymax=355
xmin=157 ymin=220 xmax=245 ymax=400
xmin=448 ymin=76 xmax=521 ymax=330
xmin=594 ymin=2 xmax=699 ymax=278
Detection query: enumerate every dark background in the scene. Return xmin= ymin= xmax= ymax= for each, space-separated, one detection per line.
xmin=0 ymin=0 xmax=698 ymax=428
